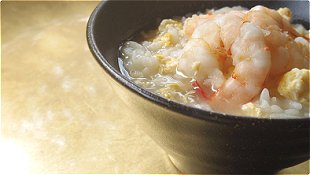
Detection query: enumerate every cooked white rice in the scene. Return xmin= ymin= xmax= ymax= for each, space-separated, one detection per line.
xmin=242 ymin=88 xmax=309 ymax=118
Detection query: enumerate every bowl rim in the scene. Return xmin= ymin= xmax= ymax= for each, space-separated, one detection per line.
xmin=87 ymin=1 xmax=310 ymax=123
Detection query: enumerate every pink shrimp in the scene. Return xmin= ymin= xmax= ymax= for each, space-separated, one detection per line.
xmin=181 ymin=12 xmax=271 ymax=113
xmin=209 ymin=23 xmax=271 ymax=113
xmin=179 ymin=6 xmax=308 ymax=113
xmin=244 ymin=5 xmax=301 ymax=38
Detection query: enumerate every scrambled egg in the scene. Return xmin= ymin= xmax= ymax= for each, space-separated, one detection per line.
xmin=241 ymin=102 xmax=264 ymax=117
xmin=156 ymin=83 xmax=195 ymax=104
xmin=156 ymin=83 xmax=185 ymax=102
xmin=158 ymin=19 xmax=183 ymax=32
xmin=278 ymin=68 xmax=309 ymax=105
xmin=159 ymin=33 xmax=174 ymax=47
xmin=154 ymin=19 xmax=183 ymax=48
xmin=155 ymin=54 xmax=178 ymax=75
xmin=277 ymin=7 xmax=292 ymax=21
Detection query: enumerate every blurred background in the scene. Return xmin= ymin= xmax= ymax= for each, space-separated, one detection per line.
xmin=1 ymin=1 xmax=309 ymax=174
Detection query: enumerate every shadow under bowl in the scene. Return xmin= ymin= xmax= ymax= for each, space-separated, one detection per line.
xmin=87 ymin=1 xmax=310 ymax=174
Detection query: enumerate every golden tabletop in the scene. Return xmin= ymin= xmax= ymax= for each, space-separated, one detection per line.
xmin=1 ymin=1 xmax=309 ymax=174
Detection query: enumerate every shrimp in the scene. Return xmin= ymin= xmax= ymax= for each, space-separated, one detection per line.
xmin=184 ymin=6 xmax=247 ymax=38
xmin=184 ymin=11 xmax=246 ymax=76
xmin=245 ymin=6 xmax=301 ymax=38
xmin=209 ymin=23 xmax=271 ymax=112
xmin=185 ymin=10 xmax=245 ymax=51
xmin=181 ymin=11 xmax=271 ymax=112
xmin=184 ymin=14 xmax=214 ymax=37
xmin=264 ymin=26 xmax=309 ymax=77
xmin=178 ymin=39 xmax=225 ymax=96
xmin=191 ymin=20 xmax=222 ymax=49
xmin=244 ymin=6 xmax=309 ymax=94
xmin=179 ymin=6 xmax=308 ymax=113
xmin=216 ymin=11 xmax=246 ymax=51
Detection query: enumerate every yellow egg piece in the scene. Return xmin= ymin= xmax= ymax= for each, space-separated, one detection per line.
xmin=160 ymin=33 xmax=174 ymax=47
xmin=241 ymin=102 xmax=264 ymax=117
xmin=278 ymin=68 xmax=309 ymax=105
xmin=158 ymin=19 xmax=183 ymax=32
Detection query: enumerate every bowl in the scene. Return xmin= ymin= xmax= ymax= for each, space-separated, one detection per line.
xmin=87 ymin=1 xmax=309 ymax=173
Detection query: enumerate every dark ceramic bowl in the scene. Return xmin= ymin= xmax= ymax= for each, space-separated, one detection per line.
xmin=87 ymin=1 xmax=309 ymax=174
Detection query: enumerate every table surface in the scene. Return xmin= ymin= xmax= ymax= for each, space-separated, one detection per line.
xmin=1 ymin=1 xmax=309 ymax=174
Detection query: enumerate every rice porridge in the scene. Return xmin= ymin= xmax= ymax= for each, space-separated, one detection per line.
xmin=119 ymin=6 xmax=309 ymax=118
